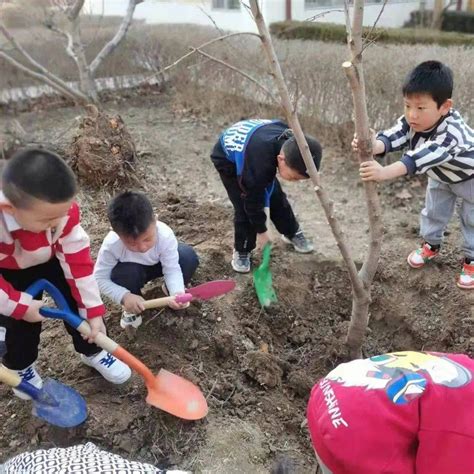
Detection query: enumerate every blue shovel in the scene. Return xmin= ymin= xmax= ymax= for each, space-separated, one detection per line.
xmin=0 ymin=365 xmax=87 ymax=428
xmin=25 ymin=279 xmax=209 ymax=420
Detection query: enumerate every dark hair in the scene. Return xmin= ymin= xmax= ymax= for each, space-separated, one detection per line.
xmin=107 ymin=191 xmax=154 ymax=238
xmin=2 ymin=148 xmax=77 ymax=209
xmin=402 ymin=60 xmax=453 ymax=108
xmin=281 ymin=131 xmax=322 ymax=178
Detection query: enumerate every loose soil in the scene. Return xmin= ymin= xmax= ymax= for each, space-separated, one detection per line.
xmin=0 ymin=91 xmax=472 ymax=473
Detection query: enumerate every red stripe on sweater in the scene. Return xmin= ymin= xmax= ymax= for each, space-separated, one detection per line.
xmin=10 ymin=229 xmax=50 ymax=251
xmin=0 ymin=256 xmax=20 ymax=269
xmin=66 ymin=278 xmax=105 ymax=319
xmin=59 ymin=246 xmax=95 ymax=279
xmin=0 ymin=242 xmax=15 ymax=254
xmin=61 ymin=202 xmax=80 ymax=237
xmin=10 ymin=302 xmax=29 ymax=320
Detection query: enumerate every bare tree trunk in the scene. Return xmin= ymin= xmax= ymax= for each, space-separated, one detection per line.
xmin=432 ymin=0 xmax=445 ymax=28
xmin=248 ymin=0 xmax=384 ymax=358
xmin=66 ymin=13 xmax=98 ymax=102
xmin=343 ymin=0 xmax=383 ymax=357
xmin=249 ymin=1 xmax=372 ymax=358
xmin=89 ymin=0 xmax=144 ymax=75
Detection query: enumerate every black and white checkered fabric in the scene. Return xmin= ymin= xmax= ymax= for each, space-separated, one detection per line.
xmin=1 ymin=442 xmax=189 ymax=474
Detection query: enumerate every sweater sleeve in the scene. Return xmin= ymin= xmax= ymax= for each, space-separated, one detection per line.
xmin=240 ymin=137 xmax=278 ymax=234
xmin=400 ymin=131 xmax=458 ymax=175
xmin=376 ymin=116 xmax=411 ymax=155
xmin=55 ymin=203 xmax=105 ymax=319
xmin=93 ymin=237 xmax=130 ymax=305
xmin=241 ymin=188 xmax=268 ymax=234
xmin=159 ymin=229 xmax=185 ymax=296
xmin=0 ymin=276 xmax=33 ymax=320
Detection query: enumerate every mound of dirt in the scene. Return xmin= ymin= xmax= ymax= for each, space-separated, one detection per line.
xmin=69 ymin=105 xmax=137 ymax=189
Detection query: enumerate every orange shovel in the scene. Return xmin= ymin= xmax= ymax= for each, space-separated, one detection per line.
xmin=26 ymin=279 xmax=208 ymax=421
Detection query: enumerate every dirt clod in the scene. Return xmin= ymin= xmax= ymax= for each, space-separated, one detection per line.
xmin=287 ymin=370 xmax=313 ymax=398
xmin=242 ymin=351 xmax=284 ymax=388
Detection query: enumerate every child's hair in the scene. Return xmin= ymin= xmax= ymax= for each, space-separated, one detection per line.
xmin=107 ymin=191 xmax=154 ymax=238
xmin=402 ymin=60 xmax=453 ymax=108
xmin=280 ymin=131 xmax=322 ymax=178
xmin=2 ymin=148 xmax=77 ymax=209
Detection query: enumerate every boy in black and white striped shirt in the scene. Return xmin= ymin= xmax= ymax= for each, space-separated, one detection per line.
xmin=353 ymin=61 xmax=474 ymax=289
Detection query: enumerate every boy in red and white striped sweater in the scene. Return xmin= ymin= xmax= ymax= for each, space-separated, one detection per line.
xmin=0 ymin=148 xmax=130 ymax=399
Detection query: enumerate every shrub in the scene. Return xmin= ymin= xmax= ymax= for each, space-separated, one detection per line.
xmin=270 ymin=21 xmax=474 ymax=47
xmin=442 ymin=11 xmax=474 ymax=34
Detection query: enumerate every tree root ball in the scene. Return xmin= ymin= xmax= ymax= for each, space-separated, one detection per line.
xmin=69 ymin=105 xmax=137 ymax=189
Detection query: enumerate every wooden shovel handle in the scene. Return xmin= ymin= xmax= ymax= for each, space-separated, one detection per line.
xmin=143 ymin=296 xmax=177 ymax=310
xmin=0 ymin=365 xmax=21 ymax=387
xmin=143 ymin=293 xmax=192 ymax=310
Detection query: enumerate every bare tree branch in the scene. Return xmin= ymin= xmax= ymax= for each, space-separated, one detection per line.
xmin=0 ymin=22 xmax=88 ymax=102
xmin=89 ymin=0 xmax=144 ymax=75
xmin=146 ymin=31 xmax=261 ymax=80
xmin=68 ymin=0 xmax=85 ymax=20
xmin=48 ymin=24 xmax=78 ymax=64
xmin=193 ymin=47 xmax=277 ymax=103
xmin=305 ymin=9 xmax=344 ymax=22
xmin=344 ymin=0 xmax=352 ymax=40
xmin=199 ymin=5 xmax=225 ymax=34
xmin=361 ymin=0 xmax=388 ymax=52
xmin=0 ymin=50 xmax=86 ymax=102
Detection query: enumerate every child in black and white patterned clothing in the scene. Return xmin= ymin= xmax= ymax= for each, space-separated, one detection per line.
xmin=353 ymin=61 xmax=474 ymax=289
xmin=0 ymin=443 xmax=189 ymax=473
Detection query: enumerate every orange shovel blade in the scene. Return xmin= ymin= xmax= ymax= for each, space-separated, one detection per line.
xmin=114 ymin=346 xmax=208 ymax=420
xmin=146 ymin=369 xmax=209 ymax=420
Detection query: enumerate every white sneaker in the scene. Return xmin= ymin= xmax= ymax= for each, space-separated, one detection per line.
xmin=231 ymin=250 xmax=251 ymax=273
xmin=120 ymin=311 xmax=142 ymax=330
xmin=12 ymin=364 xmax=43 ymax=400
xmin=80 ymin=350 xmax=131 ymax=384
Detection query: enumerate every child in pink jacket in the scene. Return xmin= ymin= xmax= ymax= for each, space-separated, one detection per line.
xmin=307 ymin=351 xmax=474 ymax=473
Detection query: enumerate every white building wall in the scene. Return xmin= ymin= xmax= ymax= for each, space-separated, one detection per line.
xmin=85 ymin=0 xmax=261 ymax=32
xmin=85 ymin=0 xmax=425 ymax=31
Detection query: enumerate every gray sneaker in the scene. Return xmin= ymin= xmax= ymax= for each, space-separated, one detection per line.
xmin=231 ymin=250 xmax=251 ymax=273
xmin=281 ymin=230 xmax=314 ymax=253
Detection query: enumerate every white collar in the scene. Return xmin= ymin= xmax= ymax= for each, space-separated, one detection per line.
xmin=0 ymin=191 xmax=22 ymax=232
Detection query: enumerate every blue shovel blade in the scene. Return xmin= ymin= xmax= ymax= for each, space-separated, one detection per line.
xmin=32 ymin=378 xmax=87 ymax=428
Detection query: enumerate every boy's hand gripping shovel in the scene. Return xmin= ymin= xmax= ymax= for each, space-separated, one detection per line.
xmin=26 ymin=280 xmax=209 ymax=421
xmin=0 ymin=365 xmax=87 ymax=427
xmin=253 ymin=242 xmax=277 ymax=308
xmin=142 ymin=280 xmax=236 ymax=309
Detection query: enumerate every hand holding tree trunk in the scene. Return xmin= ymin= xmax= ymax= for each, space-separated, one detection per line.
xmin=248 ymin=0 xmax=383 ymax=358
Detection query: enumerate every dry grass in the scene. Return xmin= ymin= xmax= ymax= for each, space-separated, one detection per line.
xmin=133 ymin=25 xmax=473 ymax=145
xmin=1 ymin=21 xmax=473 ymax=137
xmin=149 ymin=28 xmax=474 ymax=129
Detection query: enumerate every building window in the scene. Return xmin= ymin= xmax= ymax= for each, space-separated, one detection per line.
xmin=212 ymin=0 xmax=241 ymax=9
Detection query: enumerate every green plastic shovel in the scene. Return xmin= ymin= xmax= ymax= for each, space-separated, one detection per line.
xmin=253 ymin=242 xmax=277 ymax=308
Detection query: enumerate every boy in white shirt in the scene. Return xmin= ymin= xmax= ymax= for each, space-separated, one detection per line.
xmin=94 ymin=192 xmax=199 ymax=329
